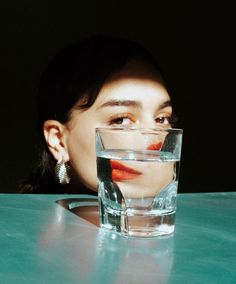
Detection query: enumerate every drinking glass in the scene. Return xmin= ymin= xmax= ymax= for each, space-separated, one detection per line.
xmin=96 ymin=127 xmax=183 ymax=237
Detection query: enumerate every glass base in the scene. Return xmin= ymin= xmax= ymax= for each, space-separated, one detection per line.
xmin=100 ymin=209 xmax=175 ymax=238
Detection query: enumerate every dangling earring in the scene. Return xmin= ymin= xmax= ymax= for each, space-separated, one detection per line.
xmin=55 ymin=160 xmax=70 ymax=184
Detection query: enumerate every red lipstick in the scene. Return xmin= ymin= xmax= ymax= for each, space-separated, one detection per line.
xmin=146 ymin=142 xmax=162 ymax=151
xmin=110 ymin=160 xmax=142 ymax=181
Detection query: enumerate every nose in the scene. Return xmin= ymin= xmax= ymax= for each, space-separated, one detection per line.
xmin=139 ymin=117 xmax=156 ymax=129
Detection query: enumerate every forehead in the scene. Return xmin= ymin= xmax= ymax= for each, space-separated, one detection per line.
xmin=93 ymin=78 xmax=170 ymax=109
xmin=94 ymin=60 xmax=169 ymax=103
xmin=101 ymin=78 xmax=167 ymax=99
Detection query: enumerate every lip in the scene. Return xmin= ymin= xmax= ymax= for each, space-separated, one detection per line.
xmin=146 ymin=142 xmax=162 ymax=150
xmin=110 ymin=160 xmax=142 ymax=181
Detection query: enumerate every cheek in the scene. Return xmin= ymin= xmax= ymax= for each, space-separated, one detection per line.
xmin=67 ymin=129 xmax=98 ymax=190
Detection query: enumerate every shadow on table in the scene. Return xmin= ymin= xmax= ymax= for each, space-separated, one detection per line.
xmin=56 ymin=197 xmax=99 ymax=226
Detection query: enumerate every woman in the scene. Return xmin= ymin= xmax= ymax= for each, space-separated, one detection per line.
xmin=19 ymin=34 xmax=177 ymax=194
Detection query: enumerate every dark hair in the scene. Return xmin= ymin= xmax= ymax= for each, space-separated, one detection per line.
xmin=19 ymin=34 xmax=169 ymax=193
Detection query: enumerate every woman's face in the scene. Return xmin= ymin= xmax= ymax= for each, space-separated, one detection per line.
xmin=63 ymin=62 xmax=173 ymax=191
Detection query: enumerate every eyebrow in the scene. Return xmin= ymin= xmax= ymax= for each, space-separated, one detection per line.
xmin=98 ymin=100 xmax=141 ymax=109
xmin=98 ymin=99 xmax=172 ymax=110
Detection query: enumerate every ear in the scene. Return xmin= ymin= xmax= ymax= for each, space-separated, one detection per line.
xmin=43 ymin=120 xmax=70 ymax=162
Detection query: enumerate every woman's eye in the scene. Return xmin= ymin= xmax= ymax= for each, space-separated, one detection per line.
xmin=155 ymin=114 xmax=178 ymax=126
xmin=108 ymin=115 xmax=134 ymax=126
xmin=155 ymin=116 xmax=172 ymax=125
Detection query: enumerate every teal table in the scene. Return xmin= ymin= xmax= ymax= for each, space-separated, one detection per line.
xmin=0 ymin=192 xmax=236 ymax=283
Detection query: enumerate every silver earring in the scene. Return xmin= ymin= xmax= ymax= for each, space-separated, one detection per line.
xmin=55 ymin=160 xmax=70 ymax=184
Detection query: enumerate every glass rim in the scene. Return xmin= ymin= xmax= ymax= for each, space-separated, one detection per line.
xmin=95 ymin=126 xmax=183 ymax=133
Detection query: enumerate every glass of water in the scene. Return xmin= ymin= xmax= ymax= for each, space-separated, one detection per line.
xmin=96 ymin=127 xmax=183 ymax=237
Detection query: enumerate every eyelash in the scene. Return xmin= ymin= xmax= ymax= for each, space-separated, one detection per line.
xmin=108 ymin=113 xmax=135 ymax=126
